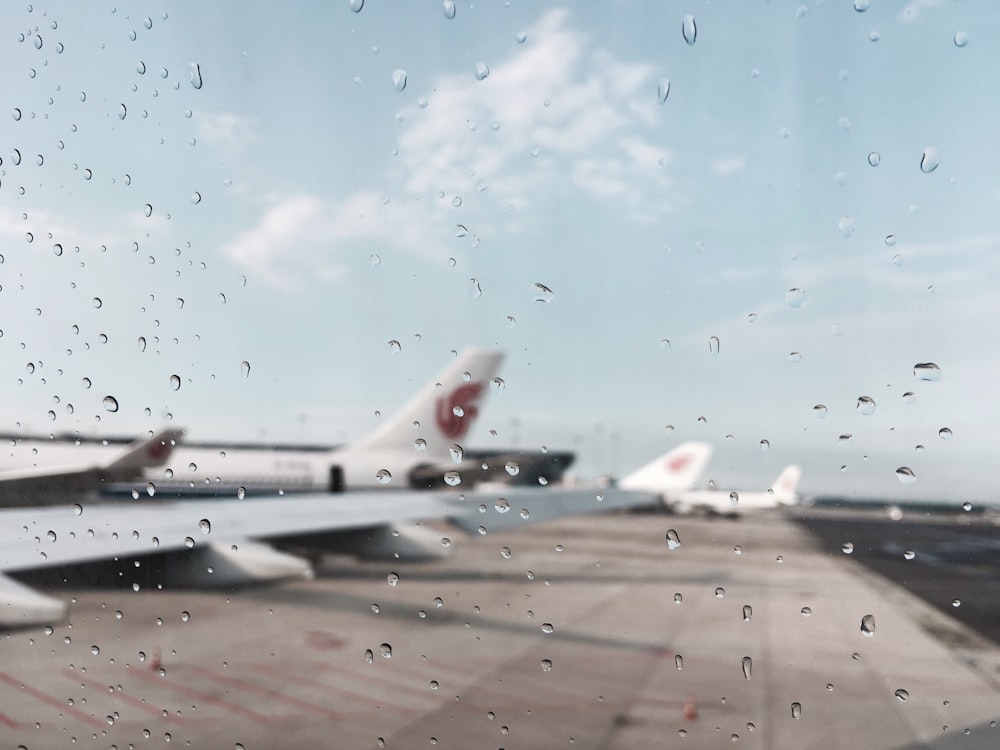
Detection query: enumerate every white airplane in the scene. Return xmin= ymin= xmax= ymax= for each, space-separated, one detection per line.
xmin=626 ymin=464 xmax=801 ymax=516
xmin=0 ymin=436 xmax=712 ymax=626
xmin=1 ymin=348 xmax=505 ymax=498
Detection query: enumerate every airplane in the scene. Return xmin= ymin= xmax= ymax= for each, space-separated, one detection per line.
xmin=623 ymin=463 xmax=801 ymax=517
xmin=0 ymin=437 xmax=712 ymax=627
xmin=0 ymin=348 xmax=505 ymax=498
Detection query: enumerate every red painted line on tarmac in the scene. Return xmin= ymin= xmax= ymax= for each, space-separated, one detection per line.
xmin=188 ymin=664 xmax=348 ymax=720
xmin=124 ymin=665 xmax=279 ymax=723
xmin=251 ymin=662 xmax=426 ymax=714
xmin=0 ymin=708 xmax=18 ymax=728
xmin=62 ymin=669 xmax=190 ymax=723
xmin=0 ymin=669 xmax=103 ymax=728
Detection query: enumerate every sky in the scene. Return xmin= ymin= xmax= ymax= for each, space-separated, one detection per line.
xmin=0 ymin=0 xmax=997 ymax=501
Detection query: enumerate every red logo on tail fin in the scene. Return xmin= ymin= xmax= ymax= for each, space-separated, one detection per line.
xmin=146 ymin=440 xmax=169 ymax=460
xmin=666 ymin=454 xmax=692 ymax=473
xmin=436 ymin=383 xmax=484 ymax=440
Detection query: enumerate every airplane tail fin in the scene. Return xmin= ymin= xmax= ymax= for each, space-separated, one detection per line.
xmin=769 ymin=465 xmax=801 ymax=504
xmin=618 ymin=442 xmax=713 ymax=494
xmin=351 ymin=349 xmax=504 ymax=457
xmin=105 ymin=428 xmax=184 ymax=479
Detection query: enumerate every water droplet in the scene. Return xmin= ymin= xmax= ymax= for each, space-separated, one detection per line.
xmin=532 ymin=282 xmax=554 ymax=302
xmin=785 ymin=288 xmax=805 ymax=309
xmin=913 ymin=362 xmax=941 ymax=381
xmin=813 ymin=404 xmax=828 ymax=419
xmin=184 ymin=536 xmax=195 ymax=548
xmin=952 ymin=598 xmax=961 ymax=607
xmin=791 ymin=702 xmax=802 ymax=719
xmin=856 ymin=396 xmax=876 ymax=415
xmin=118 ymin=103 xmax=127 ymax=120
xmin=896 ymin=467 xmax=916 ymax=484
xmin=838 ymin=216 xmax=856 ymax=238
xmin=674 ymin=654 xmax=684 ymax=669
xmin=391 ymin=69 xmax=407 ymax=92
xmin=387 ymin=339 xmax=401 ymax=353
xmin=190 ymin=191 xmax=202 ymax=205
xmin=708 ymin=336 xmax=720 ymax=356
xmin=379 ymin=642 xmax=392 ymax=658
xmin=954 ymin=31 xmax=969 ymax=48
xmin=143 ymin=203 xmax=153 ymax=217
xmin=895 ymin=688 xmax=909 ymax=702
xmin=920 ymin=147 xmax=940 ymax=173
xmin=682 ymin=14 xmax=697 ymax=45
xmin=867 ymin=151 xmax=881 ymax=167
xmin=800 ymin=606 xmax=813 ymax=617
xmin=474 ymin=62 xmax=490 ymax=81
xmin=842 ymin=542 xmax=854 ymax=554
xmin=102 ymin=395 xmax=119 ymax=412
xmin=853 ymin=0 xmax=869 ymax=10
xmin=169 ymin=374 xmax=181 ymax=391
xmin=515 ymin=30 xmax=527 ymax=44
xmin=904 ymin=549 xmax=916 ymax=560
xmin=742 ymin=656 xmax=752 ymax=680
xmin=673 ymin=592 xmax=683 ymax=605
xmin=869 ymin=30 xmax=881 ymax=42
xmin=442 ymin=0 xmax=456 ymax=18
xmin=665 ymin=529 xmax=681 ymax=550
xmin=443 ymin=470 xmax=461 ymax=487
xmin=376 ymin=469 xmax=392 ymax=485
xmin=504 ymin=460 xmax=520 ymax=476
xmin=494 ymin=498 xmax=510 ymax=514
xmin=742 ymin=605 xmax=752 ymax=622
xmin=714 ymin=587 xmax=726 ymax=599
xmin=860 ymin=614 xmax=876 ymax=637
xmin=540 ymin=659 xmax=553 ymax=672
xmin=181 ymin=611 xmax=190 ymax=622
xmin=657 ymin=78 xmax=670 ymax=104
xmin=189 ymin=63 xmax=203 ymax=89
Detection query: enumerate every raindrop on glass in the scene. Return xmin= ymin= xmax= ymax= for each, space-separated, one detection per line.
xmin=742 ymin=656 xmax=752 ymax=680
xmin=868 ymin=151 xmax=881 ymax=167
xmin=474 ymin=62 xmax=490 ymax=81
xmin=391 ymin=69 xmax=407 ymax=92
xmin=657 ymin=78 xmax=670 ymax=104
xmin=785 ymin=288 xmax=805 ymax=309
xmin=920 ymin=147 xmax=939 ymax=173
xmin=860 ymin=614 xmax=876 ymax=637
xmin=895 ymin=467 xmax=916 ymax=484
xmin=665 ymin=529 xmax=681 ymax=550
xmin=102 ymin=395 xmax=119 ymax=412
xmin=954 ymin=31 xmax=969 ymax=48
xmin=856 ymin=396 xmax=876 ymax=415
xmin=442 ymin=0 xmax=456 ymax=18
xmin=376 ymin=469 xmax=392 ymax=485
xmin=189 ymin=63 xmax=203 ymax=89
xmin=681 ymin=14 xmax=697 ymax=45
xmin=913 ymin=362 xmax=941 ymax=381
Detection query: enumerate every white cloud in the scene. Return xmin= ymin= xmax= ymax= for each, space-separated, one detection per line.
xmin=898 ymin=0 xmax=948 ymax=23
xmin=223 ymin=9 xmax=677 ymax=288
xmin=709 ymin=157 xmax=746 ymax=177
xmin=196 ymin=111 xmax=259 ymax=151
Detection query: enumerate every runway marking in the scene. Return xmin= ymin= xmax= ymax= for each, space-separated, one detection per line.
xmin=251 ymin=662 xmax=436 ymax=714
xmin=125 ymin=664 xmax=284 ymax=723
xmin=0 ymin=707 xmax=18 ymax=728
xmin=188 ymin=664 xmax=350 ymax=720
xmin=0 ymin=669 xmax=104 ymax=728
xmin=62 ymin=669 xmax=190 ymax=723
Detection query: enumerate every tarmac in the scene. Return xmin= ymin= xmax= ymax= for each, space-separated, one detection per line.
xmin=3 ymin=507 xmax=1000 ymax=748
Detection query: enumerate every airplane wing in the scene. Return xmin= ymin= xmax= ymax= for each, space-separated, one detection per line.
xmin=0 ymin=442 xmax=709 ymax=627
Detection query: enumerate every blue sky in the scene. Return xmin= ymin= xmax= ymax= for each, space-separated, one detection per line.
xmin=0 ymin=1 xmax=997 ymax=501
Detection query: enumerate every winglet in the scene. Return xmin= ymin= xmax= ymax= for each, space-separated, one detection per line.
xmin=104 ymin=428 xmax=184 ymax=479
xmin=618 ymin=442 xmax=714 ymax=494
